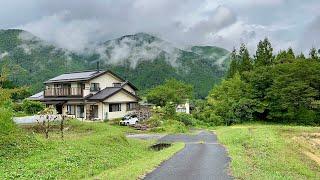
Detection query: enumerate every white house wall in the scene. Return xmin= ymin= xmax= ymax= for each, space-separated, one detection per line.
xmin=89 ymin=72 xmax=122 ymax=89
xmin=104 ymin=90 xmax=138 ymax=103
xmin=122 ymin=84 xmax=136 ymax=95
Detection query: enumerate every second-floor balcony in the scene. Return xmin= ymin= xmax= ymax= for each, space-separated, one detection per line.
xmin=44 ymin=87 xmax=83 ymax=97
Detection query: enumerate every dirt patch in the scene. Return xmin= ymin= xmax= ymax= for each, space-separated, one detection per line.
xmin=303 ymin=151 xmax=320 ymax=166
xmin=292 ymin=132 xmax=320 ymax=166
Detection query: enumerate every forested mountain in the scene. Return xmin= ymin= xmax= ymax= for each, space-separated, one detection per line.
xmin=0 ymin=29 xmax=229 ymax=98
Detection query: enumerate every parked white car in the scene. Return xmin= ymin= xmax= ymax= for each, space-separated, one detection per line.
xmin=119 ymin=114 xmax=139 ymax=126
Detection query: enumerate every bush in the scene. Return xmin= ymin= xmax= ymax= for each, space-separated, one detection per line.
xmin=162 ymin=120 xmax=188 ymax=133
xmin=0 ymin=107 xmax=15 ymax=135
xmin=108 ymin=118 xmax=122 ymax=125
xmin=12 ymin=103 xmax=23 ymax=112
xmin=145 ymin=114 xmax=162 ymax=128
xmin=22 ymin=99 xmax=44 ymax=115
xmin=176 ymin=113 xmax=196 ymax=126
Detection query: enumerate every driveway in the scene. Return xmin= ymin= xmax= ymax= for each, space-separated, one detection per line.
xmin=143 ymin=131 xmax=232 ymax=180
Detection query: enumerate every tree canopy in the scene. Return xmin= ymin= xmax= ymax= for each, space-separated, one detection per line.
xmin=199 ymin=41 xmax=320 ymax=126
xmin=146 ymin=79 xmax=193 ymax=106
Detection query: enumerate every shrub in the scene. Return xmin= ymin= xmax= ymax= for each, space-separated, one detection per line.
xmin=0 ymin=107 xmax=15 ymax=135
xmin=145 ymin=114 xmax=162 ymax=128
xmin=162 ymin=120 xmax=188 ymax=133
xmin=22 ymin=99 xmax=44 ymax=115
xmin=108 ymin=118 xmax=122 ymax=125
xmin=176 ymin=113 xmax=196 ymax=126
xmin=12 ymin=103 xmax=23 ymax=112
xmin=164 ymin=102 xmax=176 ymax=118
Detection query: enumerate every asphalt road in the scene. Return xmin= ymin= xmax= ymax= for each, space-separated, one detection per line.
xmin=144 ymin=131 xmax=232 ymax=180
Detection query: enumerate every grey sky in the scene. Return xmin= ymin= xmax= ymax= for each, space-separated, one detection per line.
xmin=1 ymin=0 xmax=319 ymax=53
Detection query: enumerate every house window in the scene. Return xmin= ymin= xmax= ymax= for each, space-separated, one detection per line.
xmin=90 ymin=83 xmax=100 ymax=92
xmin=67 ymin=105 xmax=75 ymax=115
xmin=113 ymin=83 xmax=122 ymax=87
xmin=89 ymin=105 xmax=99 ymax=119
xmin=127 ymin=103 xmax=138 ymax=111
xmin=76 ymin=105 xmax=84 ymax=118
xmin=109 ymin=103 xmax=121 ymax=112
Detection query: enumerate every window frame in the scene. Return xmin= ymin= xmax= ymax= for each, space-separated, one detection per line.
xmin=90 ymin=83 xmax=100 ymax=92
xmin=126 ymin=102 xmax=138 ymax=111
xmin=113 ymin=83 xmax=122 ymax=87
xmin=67 ymin=105 xmax=75 ymax=115
xmin=109 ymin=103 xmax=121 ymax=112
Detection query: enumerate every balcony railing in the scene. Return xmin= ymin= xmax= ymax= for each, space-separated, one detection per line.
xmin=44 ymin=87 xmax=83 ymax=97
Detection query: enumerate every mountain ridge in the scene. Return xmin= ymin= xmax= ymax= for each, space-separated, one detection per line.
xmin=0 ymin=29 xmax=230 ymax=98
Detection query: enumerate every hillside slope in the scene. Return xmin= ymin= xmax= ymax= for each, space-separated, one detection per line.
xmin=0 ymin=29 xmax=229 ymax=98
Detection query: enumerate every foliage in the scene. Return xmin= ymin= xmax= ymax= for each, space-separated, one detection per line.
xmin=146 ymin=79 xmax=193 ymax=106
xmin=22 ymin=99 xmax=44 ymax=115
xmin=176 ymin=113 xmax=196 ymax=126
xmin=0 ymin=107 xmax=15 ymax=135
xmin=207 ymin=39 xmax=320 ymax=125
xmin=254 ymin=38 xmax=274 ymax=66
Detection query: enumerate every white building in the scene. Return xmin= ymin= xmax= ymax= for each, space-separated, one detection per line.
xmin=29 ymin=70 xmax=140 ymax=120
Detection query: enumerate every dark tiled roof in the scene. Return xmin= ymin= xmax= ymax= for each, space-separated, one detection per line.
xmin=86 ymin=87 xmax=122 ymax=100
xmin=45 ymin=70 xmax=106 ymax=83
xmin=121 ymin=81 xmax=138 ymax=90
xmin=86 ymin=87 xmax=140 ymax=101
xmin=28 ymin=91 xmax=44 ymax=100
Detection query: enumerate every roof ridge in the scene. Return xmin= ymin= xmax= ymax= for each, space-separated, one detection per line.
xmin=61 ymin=70 xmax=106 ymax=74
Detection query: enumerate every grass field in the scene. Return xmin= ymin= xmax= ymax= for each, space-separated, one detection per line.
xmin=216 ymin=123 xmax=320 ymax=180
xmin=0 ymin=120 xmax=183 ymax=179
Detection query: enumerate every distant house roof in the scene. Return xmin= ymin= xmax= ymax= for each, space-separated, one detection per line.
xmin=28 ymin=91 xmax=44 ymax=100
xmin=44 ymin=70 xmax=139 ymax=91
xmin=44 ymin=70 xmax=106 ymax=83
xmin=86 ymin=87 xmax=140 ymax=101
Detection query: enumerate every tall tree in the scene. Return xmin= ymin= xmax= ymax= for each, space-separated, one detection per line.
xmin=146 ymin=79 xmax=193 ymax=106
xmin=239 ymin=43 xmax=252 ymax=73
xmin=296 ymin=53 xmax=306 ymax=60
xmin=286 ymin=47 xmax=295 ymax=59
xmin=227 ymin=48 xmax=239 ymax=78
xmin=309 ymin=47 xmax=319 ymax=61
xmin=254 ymin=38 xmax=274 ymax=66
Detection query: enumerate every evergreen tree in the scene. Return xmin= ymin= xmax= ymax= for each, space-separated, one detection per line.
xmin=286 ymin=47 xmax=295 ymax=59
xmin=254 ymin=38 xmax=274 ymax=66
xmin=275 ymin=50 xmax=287 ymax=63
xmin=296 ymin=53 xmax=306 ymax=60
xmin=309 ymin=48 xmax=319 ymax=61
xmin=227 ymin=48 xmax=238 ymax=78
xmin=239 ymin=43 xmax=252 ymax=73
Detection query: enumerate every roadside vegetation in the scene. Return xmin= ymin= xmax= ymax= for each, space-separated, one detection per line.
xmin=216 ymin=123 xmax=320 ymax=179
xmin=0 ymin=119 xmax=184 ymax=179
xmin=0 ymin=70 xmax=184 ymax=179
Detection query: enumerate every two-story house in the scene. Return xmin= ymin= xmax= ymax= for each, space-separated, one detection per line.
xmin=29 ymin=70 xmax=140 ymax=120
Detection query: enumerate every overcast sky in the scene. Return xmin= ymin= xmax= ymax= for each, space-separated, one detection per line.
xmin=1 ymin=0 xmax=319 ymax=53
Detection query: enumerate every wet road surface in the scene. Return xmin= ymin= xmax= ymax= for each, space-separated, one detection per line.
xmin=144 ymin=131 xmax=232 ymax=180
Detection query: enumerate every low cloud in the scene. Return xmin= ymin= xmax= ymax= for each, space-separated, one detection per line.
xmin=298 ymin=16 xmax=320 ymax=53
xmin=0 ymin=0 xmax=317 ymax=59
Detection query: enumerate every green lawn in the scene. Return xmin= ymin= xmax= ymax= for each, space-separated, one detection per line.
xmin=0 ymin=120 xmax=183 ymax=179
xmin=216 ymin=123 xmax=320 ymax=180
